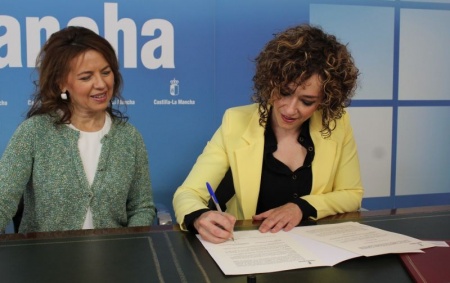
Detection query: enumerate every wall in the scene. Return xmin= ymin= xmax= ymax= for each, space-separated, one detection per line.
xmin=1 ymin=0 xmax=450 ymax=224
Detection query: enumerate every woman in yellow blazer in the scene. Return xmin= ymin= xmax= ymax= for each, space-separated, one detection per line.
xmin=173 ymin=24 xmax=363 ymax=243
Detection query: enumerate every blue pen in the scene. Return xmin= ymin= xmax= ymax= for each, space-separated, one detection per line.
xmin=206 ymin=182 xmax=235 ymax=241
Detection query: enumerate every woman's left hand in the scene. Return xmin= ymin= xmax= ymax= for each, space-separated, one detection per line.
xmin=252 ymin=203 xmax=303 ymax=233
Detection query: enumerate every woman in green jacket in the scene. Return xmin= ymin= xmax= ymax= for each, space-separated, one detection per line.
xmin=0 ymin=26 xmax=155 ymax=233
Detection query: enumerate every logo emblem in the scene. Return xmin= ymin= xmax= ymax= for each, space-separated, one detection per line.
xmin=170 ymin=78 xmax=179 ymax=96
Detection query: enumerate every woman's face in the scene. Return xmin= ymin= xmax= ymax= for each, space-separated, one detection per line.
xmin=271 ymin=74 xmax=322 ymax=134
xmin=61 ymin=50 xmax=114 ymax=118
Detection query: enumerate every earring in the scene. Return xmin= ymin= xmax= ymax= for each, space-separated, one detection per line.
xmin=61 ymin=91 xmax=68 ymax=100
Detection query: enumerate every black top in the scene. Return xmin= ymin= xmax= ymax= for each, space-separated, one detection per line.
xmin=184 ymin=116 xmax=317 ymax=233
xmin=256 ymin=116 xmax=317 ymax=219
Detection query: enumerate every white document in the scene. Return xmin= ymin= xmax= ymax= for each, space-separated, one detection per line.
xmin=197 ymin=229 xmax=360 ymax=275
xmin=291 ymin=222 xmax=435 ymax=257
xmin=197 ymin=222 xmax=436 ymax=275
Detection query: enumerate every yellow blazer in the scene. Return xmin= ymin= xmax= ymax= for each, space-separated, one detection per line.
xmin=173 ymin=104 xmax=363 ymax=230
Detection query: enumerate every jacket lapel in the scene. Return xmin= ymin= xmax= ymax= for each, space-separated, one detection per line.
xmin=310 ymin=112 xmax=337 ymax=191
xmin=231 ymin=108 xmax=338 ymax=218
xmin=233 ymin=109 xmax=265 ymax=219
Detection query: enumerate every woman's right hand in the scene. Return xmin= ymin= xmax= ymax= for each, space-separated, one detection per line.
xmin=194 ymin=210 xmax=236 ymax=244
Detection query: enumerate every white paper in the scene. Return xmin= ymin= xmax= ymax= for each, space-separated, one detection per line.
xmin=291 ymin=222 xmax=435 ymax=257
xmin=197 ymin=222 xmax=436 ymax=275
xmin=197 ymin=229 xmax=359 ymax=275
xmin=426 ymin=240 xmax=449 ymax=247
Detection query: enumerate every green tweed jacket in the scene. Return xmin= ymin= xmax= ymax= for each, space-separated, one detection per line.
xmin=0 ymin=114 xmax=155 ymax=233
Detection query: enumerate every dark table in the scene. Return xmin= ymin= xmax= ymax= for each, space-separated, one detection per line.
xmin=1 ymin=205 xmax=450 ymax=283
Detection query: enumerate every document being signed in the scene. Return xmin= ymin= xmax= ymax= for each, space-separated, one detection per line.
xmin=197 ymin=222 xmax=436 ymax=275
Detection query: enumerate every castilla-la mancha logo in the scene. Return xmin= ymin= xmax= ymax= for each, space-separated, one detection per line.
xmin=153 ymin=77 xmax=195 ymax=105
xmin=170 ymin=78 xmax=179 ymax=96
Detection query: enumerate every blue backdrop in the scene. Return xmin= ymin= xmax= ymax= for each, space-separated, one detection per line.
xmin=1 ymin=0 xmax=450 ymax=224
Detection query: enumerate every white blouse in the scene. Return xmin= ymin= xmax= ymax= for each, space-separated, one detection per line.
xmin=68 ymin=114 xmax=112 ymax=229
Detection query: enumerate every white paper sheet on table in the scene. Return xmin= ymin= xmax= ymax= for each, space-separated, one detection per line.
xmin=197 ymin=222 xmax=435 ymax=275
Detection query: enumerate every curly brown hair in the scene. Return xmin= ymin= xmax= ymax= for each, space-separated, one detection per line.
xmin=27 ymin=26 xmax=127 ymax=123
xmin=252 ymin=24 xmax=359 ymax=137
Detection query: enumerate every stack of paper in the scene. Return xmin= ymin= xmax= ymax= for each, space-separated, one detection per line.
xmin=197 ymin=222 xmax=437 ymax=275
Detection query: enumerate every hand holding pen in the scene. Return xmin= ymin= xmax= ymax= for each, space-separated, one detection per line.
xmin=192 ymin=182 xmax=236 ymax=243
